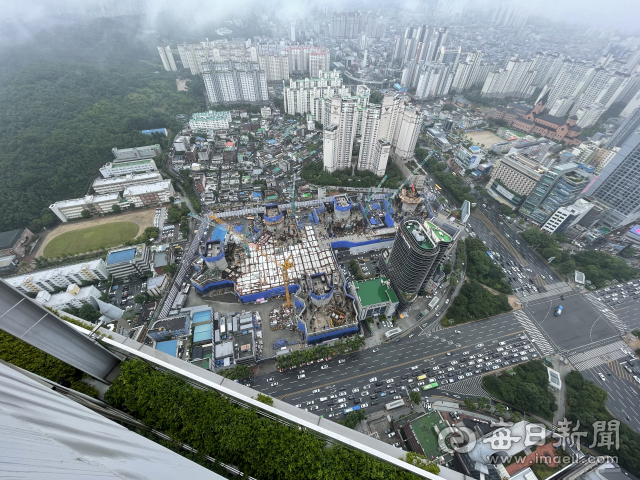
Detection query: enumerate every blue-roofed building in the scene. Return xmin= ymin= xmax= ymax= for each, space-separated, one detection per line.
xmin=155 ymin=339 xmax=179 ymax=356
xmin=203 ymin=225 xmax=228 ymax=270
xmin=193 ymin=323 xmax=213 ymax=344
xmin=105 ymin=244 xmax=151 ymax=280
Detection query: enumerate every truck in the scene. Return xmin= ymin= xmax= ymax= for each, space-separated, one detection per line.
xmin=417 ymin=309 xmax=428 ymax=319
xmin=555 ymin=305 xmax=563 ymax=316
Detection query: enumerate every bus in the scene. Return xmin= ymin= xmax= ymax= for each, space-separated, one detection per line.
xmin=422 ymin=382 xmax=439 ymax=391
xmin=384 ymin=327 xmax=403 ymax=340
xmin=435 ymin=184 xmax=442 ymax=191
xmin=417 ymin=374 xmax=427 ymax=381
xmin=428 ymin=296 xmax=440 ymax=310
xmin=385 ymin=400 xmax=405 ymax=411
xmin=343 ymin=405 xmax=361 ymax=416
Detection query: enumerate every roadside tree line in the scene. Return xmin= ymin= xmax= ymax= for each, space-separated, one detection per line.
xmin=275 ymin=336 xmax=365 ymax=371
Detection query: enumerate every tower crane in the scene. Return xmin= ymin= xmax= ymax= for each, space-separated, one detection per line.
xmin=363 ymin=174 xmax=388 ymax=218
xmin=390 ymin=151 xmax=435 ymax=200
xmin=260 ymin=251 xmax=295 ymax=308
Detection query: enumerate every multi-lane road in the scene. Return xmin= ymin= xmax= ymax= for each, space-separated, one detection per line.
xmin=250 ymin=190 xmax=640 ymax=434
xmin=254 ymin=312 xmax=542 ymax=418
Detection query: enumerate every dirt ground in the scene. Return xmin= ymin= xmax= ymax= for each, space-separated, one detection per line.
xmin=464 ymin=130 xmax=504 ymax=147
xmin=176 ymin=78 xmax=191 ymax=92
xmin=35 ymin=209 xmax=156 ymax=258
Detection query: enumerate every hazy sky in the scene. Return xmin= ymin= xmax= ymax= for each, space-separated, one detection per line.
xmin=1 ymin=0 xmax=639 ymax=36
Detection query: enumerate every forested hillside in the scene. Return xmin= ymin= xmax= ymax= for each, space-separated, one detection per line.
xmin=0 ymin=17 xmax=206 ymax=231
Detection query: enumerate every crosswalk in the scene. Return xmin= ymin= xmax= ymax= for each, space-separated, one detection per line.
xmin=567 ymin=340 xmax=629 ymax=371
xmin=584 ymin=293 xmax=629 ymax=334
xmin=437 ymin=376 xmax=494 ymax=399
xmin=513 ymin=310 xmax=555 ymax=356
xmin=517 ymin=282 xmax=572 ymax=303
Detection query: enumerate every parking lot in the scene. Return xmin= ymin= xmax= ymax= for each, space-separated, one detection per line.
xmin=335 ymin=251 xmax=382 ymax=284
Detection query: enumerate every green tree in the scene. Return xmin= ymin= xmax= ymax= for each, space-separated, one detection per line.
xmin=162 ymin=263 xmax=177 ymax=274
xmin=256 ymin=393 xmax=274 ymax=406
xmin=477 ymin=397 xmax=488 ymax=410
xmin=111 ymin=204 xmax=121 ymax=213
xmin=410 ymin=391 xmax=421 ymax=405
xmin=134 ymin=294 xmax=147 ymax=304
xmin=443 ymin=263 xmax=452 ymax=275
xmin=464 ymin=397 xmax=477 ymax=411
xmin=339 ymin=409 xmax=366 ymax=429
xmin=405 ymin=452 xmax=441 ymax=474
xmin=80 ymin=209 xmax=91 ymax=219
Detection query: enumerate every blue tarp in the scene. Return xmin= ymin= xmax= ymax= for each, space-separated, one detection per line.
xmin=384 ymin=213 xmax=395 ymax=228
xmin=233 ymin=225 xmax=243 ymax=233
xmin=370 ymin=218 xmax=378 ymax=225
xmin=210 ymin=225 xmax=227 ymax=243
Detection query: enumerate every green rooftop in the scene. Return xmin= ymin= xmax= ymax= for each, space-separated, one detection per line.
xmin=410 ymin=411 xmax=450 ymax=461
xmin=353 ymin=277 xmax=398 ymax=307
xmin=426 ymin=222 xmax=451 ymax=242
xmin=405 ymin=221 xmax=435 ymax=250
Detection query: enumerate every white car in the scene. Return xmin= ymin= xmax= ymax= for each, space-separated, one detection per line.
xmin=410 ymin=366 xmax=418 ymax=370
xmin=360 ymin=403 xmax=369 ymax=408
xmin=352 ymin=387 xmax=360 ymax=393
xmin=598 ymin=373 xmax=606 ymax=381
xmin=361 ymin=390 xmax=369 ymax=396
xmin=492 ymin=365 xmax=499 ymax=370
xmin=312 ymin=388 xmax=320 ymax=394
xmin=369 ymin=377 xmax=378 ymax=383
xmin=295 ymin=404 xmax=302 ymax=408
xmin=270 ymin=382 xmax=278 ymax=386
xmin=447 ymin=367 xmax=455 ymax=372
xmin=307 ymin=400 xmax=314 ymax=405
xmin=329 ymin=394 xmax=337 ymax=399
xmin=338 ymin=391 xmax=347 ymax=396
xmin=457 ymin=375 xmax=464 ymax=380
xmin=298 ymin=374 xmax=306 ymax=379
xmin=321 ymin=365 xmax=329 ymax=370
xmin=386 ymin=379 xmax=394 ymax=384
xmin=450 ymin=360 xmax=458 ymax=365
xmin=363 ymin=384 xmax=371 ymax=390
xmin=417 ymin=381 xmax=425 ymax=386
xmin=393 ymin=395 xmax=402 ymax=400
xmin=338 ymin=359 xmax=346 ymax=364
xmin=428 ymin=378 xmax=436 ymax=383
xmin=463 ymin=351 xmax=470 ymax=355
xmin=476 ymin=343 xmax=484 ymax=348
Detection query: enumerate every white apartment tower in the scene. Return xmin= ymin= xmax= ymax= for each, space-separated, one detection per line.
xmin=481 ymin=57 xmax=536 ymax=99
xmin=323 ymin=96 xmax=358 ymax=173
xmin=202 ymin=62 xmax=268 ymax=105
xmin=358 ymin=106 xmax=391 ymax=176
xmin=416 ymin=62 xmax=454 ymax=99
xmin=157 ymin=45 xmax=177 ymax=72
xmin=393 ymin=104 xmax=421 ymax=160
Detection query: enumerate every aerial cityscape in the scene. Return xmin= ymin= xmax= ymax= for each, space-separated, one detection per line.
xmin=2 ymin=0 xmax=640 ymax=478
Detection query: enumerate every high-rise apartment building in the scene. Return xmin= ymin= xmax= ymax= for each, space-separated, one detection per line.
xmin=415 ymin=62 xmax=454 ymax=99
xmin=178 ymin=41 xmax=251 ymax=75
xmin=202 ymin=62 xmax=268 ymax=105
xmin=607 ymin=107 xmax=640 ymax=149
xmin=323 ymin=96 xmax=358 ymax=173
xmin=288 ymin=46 xmax=330 ymax=77
xmin=358 ymin=106 xmax=391 ymax=176
xmin=330 ymin=11 xmax=383 ymax=39
xmin=450 ymin=50 xmax=483 ymax=92
xmin=544 ymin=60 xmax=595 ymax=117
xmin=568 ymin=70 xmax=631 ymax=126
xmin=157 ymin=45 xmax=177 ymax=72
xmin=290 ymin=21 xmax=296 ymax=42
xmin=393 ymin=103 xmax=421 ymax=160
xmin=587 ymin=131 xmax=640 ymax=227
xmin=380 ymin=218 xmax=457 ymax=312
xmin=284 ymin=70 xmax=368 ymax=126
xmin=481 ymin=57 xmax=536 ymax=99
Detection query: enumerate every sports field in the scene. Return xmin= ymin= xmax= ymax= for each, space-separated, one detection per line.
xmin=43 ymin=221 xmax=139 ymax=257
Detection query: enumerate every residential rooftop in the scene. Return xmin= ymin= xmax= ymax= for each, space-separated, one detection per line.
xmin=405 ymin=220 xmax=434 ymax=250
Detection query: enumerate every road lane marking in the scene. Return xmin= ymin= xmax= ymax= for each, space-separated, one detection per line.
xmin=278 ymin=330 xmax=526 ymax=398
